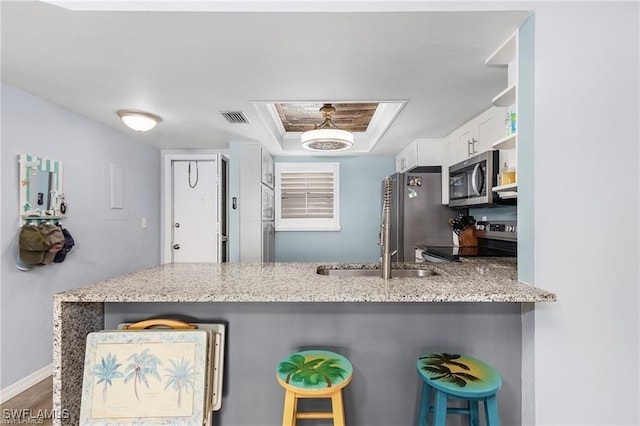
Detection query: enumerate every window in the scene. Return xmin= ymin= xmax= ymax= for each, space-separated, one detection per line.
xmin=275 ymin=162 xmax=340 ymax=231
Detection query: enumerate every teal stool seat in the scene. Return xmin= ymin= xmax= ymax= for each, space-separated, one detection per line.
xmin=416 ymin=353 xmax=502 ymax=426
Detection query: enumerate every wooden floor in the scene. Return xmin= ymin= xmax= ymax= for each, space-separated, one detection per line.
xmin=0 ymin=376 xmax=53 ymax=425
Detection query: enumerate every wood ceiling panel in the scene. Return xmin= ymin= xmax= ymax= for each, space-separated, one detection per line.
xmin=275 ymin=102 xmax=378 ymax=132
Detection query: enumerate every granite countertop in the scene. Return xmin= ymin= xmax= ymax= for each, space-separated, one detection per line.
xmin=54 ymin=259 xmax=556 ymax=303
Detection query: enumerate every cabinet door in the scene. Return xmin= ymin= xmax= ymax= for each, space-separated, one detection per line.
xmin=262 ymin=222 xmax=275 ymax=262
xmin=261 ymin=186 xmax=274 ymax=221
xmin=261 ymin=149 xmax=274 ymax=188
xmin=396 ymin=143 xmax=417 ymax=172
xmin=477 ymin=107 xmax=506 ymax=154
xmin=415 ymin=139 xmax=443 ymax=166
xmin=457 ymin=126 xmax=478 ymax=160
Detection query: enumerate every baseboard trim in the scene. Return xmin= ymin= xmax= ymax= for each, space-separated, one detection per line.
xmin=0 ymin=363 xmax=52 ymax=404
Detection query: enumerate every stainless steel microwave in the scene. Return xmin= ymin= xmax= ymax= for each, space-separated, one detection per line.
xmin=448 ymin=150 xmax=499 ymax=207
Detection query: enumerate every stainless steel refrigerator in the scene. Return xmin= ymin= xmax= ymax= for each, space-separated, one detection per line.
xmin=384 ymin=167 xmax=460 ymax=262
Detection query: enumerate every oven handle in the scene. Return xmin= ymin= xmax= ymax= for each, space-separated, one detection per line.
xmin=471 ymin=163 xmax=483 ymax=196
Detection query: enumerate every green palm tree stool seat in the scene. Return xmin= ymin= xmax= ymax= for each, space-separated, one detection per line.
xmin=416 ymin=352 xmax=502 ymax=426
xmin=276 ymin=350 xmax=353 ymax=426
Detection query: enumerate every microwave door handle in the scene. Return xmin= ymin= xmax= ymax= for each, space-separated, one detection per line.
xmin=470 ymin=163 xmax=483 ymax=196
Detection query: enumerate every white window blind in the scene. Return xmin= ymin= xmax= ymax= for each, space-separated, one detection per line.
xmin=275 ymin=163 xmax=340 ymax=231
xmin=280 ymin=172 xmax=334 ymax=219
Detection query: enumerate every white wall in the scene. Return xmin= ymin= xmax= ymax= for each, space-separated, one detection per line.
xmin=532 ymin=2 xmax=639 ymax=425
xmin=0 ymin=83 xmax=162 ymax=389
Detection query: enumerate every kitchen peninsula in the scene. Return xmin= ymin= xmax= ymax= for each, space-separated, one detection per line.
xmin=53 ymin=261 xmax=555 ymax=425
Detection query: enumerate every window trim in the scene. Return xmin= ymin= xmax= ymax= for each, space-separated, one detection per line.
xmin=275 ymin=162 xmax=340 ymax=231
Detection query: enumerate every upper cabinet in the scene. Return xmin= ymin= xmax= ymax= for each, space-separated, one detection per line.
xmin=396 ymin=139 xmax=443 ymax=172
xmin=485 ymin=32 xmax=518 ymax=199
xmin=444 ymin=106 xmax=506 ymax=167
xmin=441 ymin=106 xmax=506 ymax=204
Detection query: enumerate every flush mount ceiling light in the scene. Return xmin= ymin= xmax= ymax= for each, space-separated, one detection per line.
xmin=301 ymin=104 xmax=354 ymax=151
xmin=117 ymin=109 xmax=161 ymax=132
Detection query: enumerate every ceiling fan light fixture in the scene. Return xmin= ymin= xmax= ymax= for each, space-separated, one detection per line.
xmin=301 ymin=104 xmax=353 ymax=151
xmin=117 ymin=109 xmax=161 ymax=132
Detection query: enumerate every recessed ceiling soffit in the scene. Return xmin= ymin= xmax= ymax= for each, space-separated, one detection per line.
xmin=275 ymin=103 xmax=378 ymax=132
xmin=252 ymin=100 xmax=406 ymax=155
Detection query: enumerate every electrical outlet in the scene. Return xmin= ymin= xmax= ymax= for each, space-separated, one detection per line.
xmin=141 ymin=217 xmax=148 ymax=228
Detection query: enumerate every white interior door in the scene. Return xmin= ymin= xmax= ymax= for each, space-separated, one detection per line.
xmin=171 ymin=160 xmax=218 ymax=262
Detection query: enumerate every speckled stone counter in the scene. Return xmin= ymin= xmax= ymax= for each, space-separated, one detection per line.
xmin=52 ymin=260 xmax=555 ymax=424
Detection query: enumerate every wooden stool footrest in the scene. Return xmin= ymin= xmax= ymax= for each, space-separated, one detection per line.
xmin=296 ymin=412 xmax=334 ymax=419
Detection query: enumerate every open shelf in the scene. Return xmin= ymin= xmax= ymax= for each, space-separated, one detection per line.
xmin=492 ymin=183 xmax=517 ymax=192
xmin=492 ymin=85 xmax=516 ymax=107
xmin=492 ymin=133 xmax=517 ymax=150
xmin=485 ymin=33 xmax=516 ymax=66
xmin=492 ymin=183 xmax=517 ymax=200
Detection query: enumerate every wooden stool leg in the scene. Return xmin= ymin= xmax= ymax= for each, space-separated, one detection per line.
xmin=484 ymin=395 xmax=500 ymax=426
xmin=331 ymin=390 xmax=346 ymax=426
xmin=468 ymin=400 xmax=480 ymax=426
xmin=432 ymin=390 xmax=448 ymax=426
xmin=418 ymin=382 xmax=433 ymax=426
xmin=282 ymin=390 xmax=297 ymax=426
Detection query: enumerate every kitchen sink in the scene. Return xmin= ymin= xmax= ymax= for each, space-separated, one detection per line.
xmin=316 ymin=266 xmax=439 ymax=278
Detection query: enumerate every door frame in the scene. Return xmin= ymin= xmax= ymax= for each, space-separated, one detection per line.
xmin=161 ymin=151 xmax=228 ymax=264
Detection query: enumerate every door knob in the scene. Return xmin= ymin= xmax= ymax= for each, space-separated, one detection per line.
xmin=173 ymin=244 xmax=180 ymax=250
xmin=174 ymin=222 xmax=180 ymax=228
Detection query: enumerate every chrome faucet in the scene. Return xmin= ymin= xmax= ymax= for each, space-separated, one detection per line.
xmin=380 ymin=176 xmax=393 ymax=279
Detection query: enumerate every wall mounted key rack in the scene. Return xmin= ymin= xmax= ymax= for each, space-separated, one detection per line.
xmin=19 ymin=154 xmax=66 ymax=227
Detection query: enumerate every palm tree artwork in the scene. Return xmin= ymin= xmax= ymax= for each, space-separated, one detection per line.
xmin=92 ymin=353 xmax=124 ymax=402
xmin=124 ymin=348 xmax=163 ymax=402
xmin=278 ymin=354 xmax=347 ymax=388
xmin=419 ymin=353 xmax=481 ymax=388
xmin=164 ymin=356 xmax=196 ymax=407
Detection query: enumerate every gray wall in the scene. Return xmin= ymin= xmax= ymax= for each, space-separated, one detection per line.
xmin=530 ymin=2 xmax=639 ymax=424
xmin=106 ymin=302 xmax=522 ymax=426
xmin=0 ymin=82 xmax=161 ymax=388
xmin=275 ymin=156 xmax=396 ymax=262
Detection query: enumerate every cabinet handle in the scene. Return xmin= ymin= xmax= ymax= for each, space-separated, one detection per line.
xmin=472 ymin=138 xmax=478 ymax=155
xmin=467 ymin=140 xmax=473 ymax=157
xmin=400 ymin=158 xmax=406 ymax=169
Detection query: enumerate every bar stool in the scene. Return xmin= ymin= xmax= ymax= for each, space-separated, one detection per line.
xmin=276 ymin=350 xmax=353 ymax=426
xmin=416 ymin=352 xmax=502 ymax=426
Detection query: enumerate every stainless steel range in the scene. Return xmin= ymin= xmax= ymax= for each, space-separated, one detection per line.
xmin=416 ymin=220 xmax=517 ymax=262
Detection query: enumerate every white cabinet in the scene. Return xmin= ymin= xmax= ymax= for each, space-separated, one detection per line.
xmin=261 ymin=186 xmax=274 ymax=221
xmin=440 ymin=106 xmax=506 ymax=205
xmin=238 ymin=143 xmax=275 ymax=262
xmin=440 ymin=33 xmax=520 ymax=205
xmin=446 ymin=107 xmax=506 ymax=167
xmin=262 ymin=222 xmax=275 ymax=262
xmin=477 ymin=107 xmax=506 ymax=154
xmin=396 ymin=139 xmax=443 ymax=172
xmin=486 ymin=32 xmax=519 ymax=199
xmin=261 ymin=149 xmax=274 ymax=188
